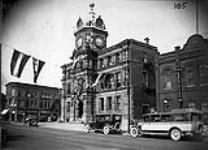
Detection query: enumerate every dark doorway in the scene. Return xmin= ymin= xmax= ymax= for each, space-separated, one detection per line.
xmin=78 ymin=101 xmax=83 ymax=118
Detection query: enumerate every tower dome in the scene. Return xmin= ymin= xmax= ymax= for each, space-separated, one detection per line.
xmin=75 ymin=3 xmax=106 ymax=32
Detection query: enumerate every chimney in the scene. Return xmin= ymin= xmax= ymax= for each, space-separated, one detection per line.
xmin=144 ymin=37 xmax=150 ymax=45
xmin=175 ymin=46 xmax=180 ymax=51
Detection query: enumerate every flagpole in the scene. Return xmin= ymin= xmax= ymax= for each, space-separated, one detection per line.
xmin=196 ymin=0 xmax=199 ymax=34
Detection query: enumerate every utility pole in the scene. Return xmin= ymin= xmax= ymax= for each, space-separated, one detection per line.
xmin=175 ymin=46 xmax=183 ymax=108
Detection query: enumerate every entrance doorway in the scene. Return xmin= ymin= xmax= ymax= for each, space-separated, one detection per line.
xmin=78 ymin=101 xmax=83 ymax=118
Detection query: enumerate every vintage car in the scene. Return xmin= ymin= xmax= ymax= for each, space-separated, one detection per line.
xmin=130 ymin=108 xmax=204 ymax=141
xmin=25 ymin=115 xmax=39 ymax=126
xmin=84 ymin=114 xmax=122 ymax=134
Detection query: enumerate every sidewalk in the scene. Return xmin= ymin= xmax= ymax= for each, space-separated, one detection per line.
xmin=38 ymin=122 xmax=85 ymax=131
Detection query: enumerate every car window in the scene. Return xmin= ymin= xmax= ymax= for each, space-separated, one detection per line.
xmin=173 ymin=113 xmax=188 ymax=121
xmin=151 ymin=115 xmax=160 ymax=122
xmin=143 ymin=116 xmax=150 ymax=122
xmin=191 ymin=113 xmax=202 ymax=121
xmin=161 ymin=114 xmax=171 ymax=122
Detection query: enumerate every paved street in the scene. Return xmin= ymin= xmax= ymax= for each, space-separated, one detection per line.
xmin=2 ymin=122 xmax=208 ymax=150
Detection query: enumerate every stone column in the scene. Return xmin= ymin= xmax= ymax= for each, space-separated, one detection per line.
xmin=104 ymin=97 xmax=107 ymax=112
xmin=82 ymin=99 xmax=88 ymax=122
xmin=60 ymin=97 xmax=65 ymax=122
xmin=14 ymin=109 xmax=18 ymax=122
xmin=70 ymin=101 xmax=74 ymax=122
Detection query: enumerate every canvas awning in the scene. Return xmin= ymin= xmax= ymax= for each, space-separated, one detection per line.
xmin=1 ymin=108 xmax=9 ymax=115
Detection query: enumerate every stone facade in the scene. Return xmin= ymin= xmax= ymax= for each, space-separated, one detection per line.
xmin=157 ymin=34 xmax=208 ymax=115
xmin=61 ymin=4 xmax=159 ymax=131
xmin=5 ymin=82 xmax=61 ymax=122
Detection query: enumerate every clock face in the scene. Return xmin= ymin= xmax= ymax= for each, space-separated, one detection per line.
xmin=76 ymin=37 xmax=83 ymax=48
xmin=95 ymin=36 xmax=104 ymax=48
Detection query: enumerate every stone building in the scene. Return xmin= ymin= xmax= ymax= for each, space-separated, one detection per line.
xmin=5 ymin=82 xmax=61 ymax=122
xmin=61 ymin=4 xmax=159 ymax=131
xmin=157 ymin=34 xmax=208 ymax=115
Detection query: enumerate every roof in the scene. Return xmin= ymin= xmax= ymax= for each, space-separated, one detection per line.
xmin=97 ymin=38 xmax=157 ymax=56
xmin=5 ymin=82 xmax=61 ymax=91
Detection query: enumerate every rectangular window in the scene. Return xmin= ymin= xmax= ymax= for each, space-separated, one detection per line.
xmin=186 ymin=70 xmax=195 ymax=87
xmin=67 ymin=83 xmax=71 ymax=95
xmin=142 ymin=104 xmax=149 ymax=114
xmin=116 ymin=72 xmax=122 ymax=88
xmin=107 ymin=56 xmax=113 ymax=66
xmin=115 ymin=96 xmax=121 ymax=111
xmin=116 ymin=53 xmax=121 ymax=63
xmin=100 ymin=98 xmax=104 ymax=112
xmin=201 ymin=103 xmax=208 ymax=113
xmin=40 ymin=102 xmax=43 ymax=108
xmin=199 ymin=64 xmax=208 ymax=86
xmin=122 ymin=51 xmax=127 ymax=60
xmin=44 ymin=101 xmax=47 ymax=108
xmin=100 ymin=59 xmax=104 ymax=68
xmin=107 ymin=97 xmax=112 ymax=111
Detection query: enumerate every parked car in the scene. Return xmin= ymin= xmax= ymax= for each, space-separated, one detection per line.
xmin=130 ymin=108 xmax=204 ymax=141
xmin=25 ymin=115 xmax=39 ymax=126
xmin=84 ymin=114 xmax=122 ymax=134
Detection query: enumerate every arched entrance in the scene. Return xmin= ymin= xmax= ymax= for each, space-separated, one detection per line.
xmin=78 ymin=101 xmax=83 ymax=118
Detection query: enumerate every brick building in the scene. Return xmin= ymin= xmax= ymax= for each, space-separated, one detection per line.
xmin=61 ymin=4 xmax=159 ymax=131
xmin=5 ymin=82 xmax=61 ymax=122
xmin=157 ymin=34 xmax=208 ymax=114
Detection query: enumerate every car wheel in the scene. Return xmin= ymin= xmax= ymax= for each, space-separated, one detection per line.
xmin=103 ymin=125 xmax=110 ymax=135
xmin=130 ymin=127 xmax=139 ymax=138
xmin=84 ymin=124 xmax=91 ymax=133
xmin=30 ymin=120 xmax=38 ymax=126
xmin=170 ymin=128 xmax=181 ymax=141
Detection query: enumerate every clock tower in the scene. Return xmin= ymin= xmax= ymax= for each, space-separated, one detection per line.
xmin=65 ymin=3 xmax=109 ymax=122
xmin=74 ymin=3 xmax=108 ymax=56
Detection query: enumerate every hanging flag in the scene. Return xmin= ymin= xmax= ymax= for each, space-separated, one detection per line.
xmin=10 ymin=49 xmax=30 ymax=78
xmin=92 ymin=73 xmax=104 ymax=87
xmin=72 ymin=56 xmax=79 ymax=69
xmin=32 ymin=57 xmax=45 ymax=83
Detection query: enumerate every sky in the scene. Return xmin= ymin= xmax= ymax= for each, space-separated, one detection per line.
xmin=1 ymin=0 xmax=208 ymax=94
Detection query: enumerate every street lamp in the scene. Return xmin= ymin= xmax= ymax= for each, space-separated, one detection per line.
xmin=163 ymin=99 xmax=169 ymax=112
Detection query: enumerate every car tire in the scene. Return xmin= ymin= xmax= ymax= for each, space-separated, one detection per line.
xmin=30 ymin=120 xmax=38 ymax=126
xmin=103 ymin=125 xmax=110 ymax=135
xmin=130 ymin=127 xmax=139 ymax=138
xmin=170 ymin=128 xmax=181 ymax=141
xmin=84 ymin=124 xmax=91 ymax=133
